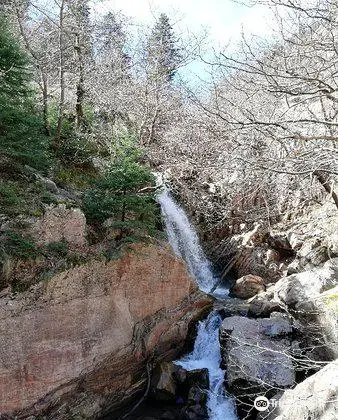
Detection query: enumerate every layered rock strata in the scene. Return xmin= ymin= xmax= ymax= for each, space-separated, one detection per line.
xmin=0 ymin=244 xmax=212 ymax=419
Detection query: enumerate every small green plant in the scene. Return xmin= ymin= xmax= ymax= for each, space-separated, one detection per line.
xmin=0 ymin=182 xmax=21 ymax=207
xmin=55 ymin=165 xmax=98 ymax=189
xmin=1 ymin=231 xmax=39 ymax=260
xmin=45 ymin=241 xmax=69 ymax=257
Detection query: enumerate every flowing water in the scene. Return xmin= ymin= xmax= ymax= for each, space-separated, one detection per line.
xmin=157 ymin=186 xmax=238 ymax=420
xmin=157 ymin=187 xmax=227 ymax=296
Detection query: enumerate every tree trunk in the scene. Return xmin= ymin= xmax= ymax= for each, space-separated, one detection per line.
xmin=313 ymin=170 xmax=338 ymax=210
xmin=75 ymin=33 xmax=85 ymax=127
xmin=42 ymin=72 xmax=51 ymax=136
xmin=54 ymin=0 xmax=66 ymax=151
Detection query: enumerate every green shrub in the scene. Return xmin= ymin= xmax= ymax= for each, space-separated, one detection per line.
xmin=0 ymin=182 xmax=20 ymax=207
xmin=1 ymin=231 xmax=39 ymax=260
xmin=58 ymin=131 xmax=100 ymax=166
xmin=55 ymin=165 xmax=98 ymax=189
xmin=45 ymin=241 xmax=69 ymax=257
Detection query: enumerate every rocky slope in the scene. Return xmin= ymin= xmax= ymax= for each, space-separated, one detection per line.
xmin=216 ymin=200 xmax=338 ymax=419
xmin=0 ymin=243 xmax=212 ymax=419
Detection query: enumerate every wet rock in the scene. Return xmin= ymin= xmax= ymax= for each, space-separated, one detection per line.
xmin=187 ymin=387 xmax=208 ymax=405
xmin=214 ymin=298 xmax=249 ymax=317
xmin=180 ymin=403 xmax=208 ymax=420
xmin=174 ymin=365 xmax=188 ymax=384
xmin=160 ymin=411 xmax=177 ymax=420
xmin=248 ymin=291 xmax=281 ymax=318
xmin=230 ymin=274 xmax=266 ymax=299
xmin=185 ymin=368 xmax=209 ymax=390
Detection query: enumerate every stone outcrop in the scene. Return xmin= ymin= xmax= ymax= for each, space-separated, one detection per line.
xmin=220 ymin=315 xmax=295 ymax=417
xmin=230 ymin=274 xmax=266 ymax=299
xmin=285 ymin=202 xmax=338 ymax=272
xmin=0 ymin=244 xmax=212 ymax=419
xmin=32 ymin=204 xmax=87 ymax=247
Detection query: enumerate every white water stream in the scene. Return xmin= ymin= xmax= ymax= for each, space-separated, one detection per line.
xmin=157 ymin=186 xmax=238 ymax=420
xmin=157 ymin=187 xmax=225 ymax=295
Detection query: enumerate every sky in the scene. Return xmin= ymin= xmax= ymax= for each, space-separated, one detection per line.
xmin=91 ymin=0 xmax=275 ymax=82
xmin=92 ymin=0 xmax=274 ymax=44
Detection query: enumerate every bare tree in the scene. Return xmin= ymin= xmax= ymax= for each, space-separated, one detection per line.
xmin=202 ymin=0 xmax=338 ymax=208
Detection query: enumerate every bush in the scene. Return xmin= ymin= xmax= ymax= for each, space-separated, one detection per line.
xmin=0 ymin=182 xmax=20 ymax=207
xmin=45 ymin=241 xmax=69 ymax=257
xmin=0 ymin=231 xmax=39 ymax=261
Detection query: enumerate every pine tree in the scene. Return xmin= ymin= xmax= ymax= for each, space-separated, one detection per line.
xmin=147 ymin=13 xmax=181 ymax=83
xmin=96 ymin=12 xmax=130 ymax=78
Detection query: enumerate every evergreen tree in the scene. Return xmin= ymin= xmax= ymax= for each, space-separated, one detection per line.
xmin=0 ymin=17 xmax=50 ymax=169
xmin=83 ymin=158 xmax=158 ymax=241
xmin=96 ymin=12 xmax=130 ymax=77
xmin=147 ymin=13 xmax=181 ymax=83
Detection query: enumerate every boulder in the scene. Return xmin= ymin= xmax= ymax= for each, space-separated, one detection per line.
xmin=285 ymin=202 xmax=338 ymax=271
xmin=266 ymin=233 xmax=294 ymax=255
xmin=220 ymin=315 xmax=295 ymax=416
xmin=185 ymin=368 xmax=209 ymax=390
xmin=274 ymin=260 xmax=337 ymax=308
xmin=32 ymin=204 xmax=87 ymax=247
xmin=0 ymin=244 xmax=213 ymax=419
xmin=268 ymin=360 xmax=338 ymax=420
xmin=187 ymin=386 xmax=208 ymax=405
xmin=274 ymin=260 xmax=338 ymax=358
xmin=180 ymin=404 xmax=208 ymax=420
xmin=151 ymin=362 xmax=177 ymax=401
xmin=248 ymin=291 xmax=281 ymax=318
xmin=234 ymin=245 xmax=283 ymax=282
xmin=230 ymin=274 xmax=266 ymax=299
xmin=35 ymin=173 xmax=59 ymax=194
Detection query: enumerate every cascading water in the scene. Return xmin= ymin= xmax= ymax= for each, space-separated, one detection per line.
xmin=157 ymin=186 xmax=227 ymax=296
xmin=176 ymin=313 xmax=237 ymax=420
xmin=157 ymin=185 xmax=238 ymax=420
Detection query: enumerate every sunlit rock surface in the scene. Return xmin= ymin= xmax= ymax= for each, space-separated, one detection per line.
xmin=0 ymin=244 xmax=212 ymax=419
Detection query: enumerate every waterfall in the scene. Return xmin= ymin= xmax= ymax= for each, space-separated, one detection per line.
xmin=157 ymin=186 xmax=228 ymax=296
xmin=157 ymin=184 xmax=237 ymax=420
xmin=175 ymin=312 xmax=237 ymax=420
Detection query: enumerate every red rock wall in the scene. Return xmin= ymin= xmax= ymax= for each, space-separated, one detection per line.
xmin=0 ymin=244 xmax=212 ymax=419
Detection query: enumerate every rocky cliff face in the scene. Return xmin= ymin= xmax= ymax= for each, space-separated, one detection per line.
xmin=0 ymin=244 xmax=212 ymax=419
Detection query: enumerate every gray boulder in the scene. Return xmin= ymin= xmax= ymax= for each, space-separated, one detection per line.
xmin=220 ymin=316 xmax=295 ymax=392
xmin=274 ymin=260 xmax=338 ymax=358
xmin=270 ymin=359 xmax=338 ymax=420
xmin=248 ymin=288 xmax=281 ymax=318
